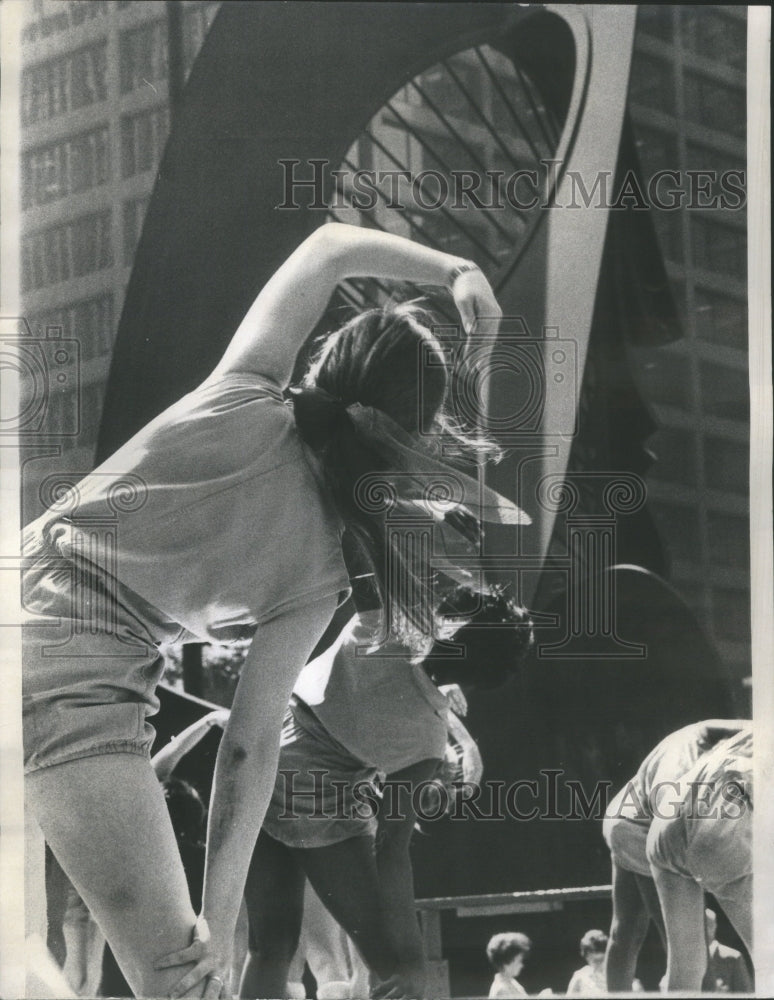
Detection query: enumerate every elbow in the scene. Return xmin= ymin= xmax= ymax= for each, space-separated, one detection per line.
xmin=218 ymin=730 xmax=279 ymax=771
xmin=308 ymin=222 xmax=351 ymax=272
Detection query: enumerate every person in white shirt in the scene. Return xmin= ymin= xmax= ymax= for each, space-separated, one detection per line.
xmin=567 ymin=929 xmax=608 ymax=996
xmin=486 ymin=932 xmax=532 ymax=998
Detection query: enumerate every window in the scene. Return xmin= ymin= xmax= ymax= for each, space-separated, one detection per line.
xmin=690 ymin=216 xmax=746 ymax=280
xmin=629 ymin=53 xmax=674 ymax=110
xmin=636 ymin=350 xmax=692 ymax=411
xmin=22 ymin=43 xmax=108 ymax=125
xmin=22 ymin=211 xmax=114 ymax=291
xmin=120 ymin=107 xmax=170 ymax=178
xmin=29 ymin=294 xmax=115 ymax=362
xmin=693 ymin=289 xmax=747 ymax=351
xmin=711 ymin=586 xmax=751 ymax=643
xmin=23 ymin=127 xmax=111 ymax=209
xmin=651 ymin=501 xmax=702 ymax=565
xmin=635 ymin=6 xmax=674 ymax=44
xmin=647 ymin=425 xmax=698 ymax=486
xmin=704 ymin=435 xmax=748 ymax=494
xmin=119 ymin=19 xmax=168 ymax=95
xmin=680 ymin=8 xmax=746 ymax=71
xmin=707 ymin=512 xmax=749 ymax=573
xmin=700 ymin=360 xmax=748 ymax=423
xmin=683 ymin=71 xmax=745 ymax=139
xmin=182 ymin=2 xmax=221 ymax=78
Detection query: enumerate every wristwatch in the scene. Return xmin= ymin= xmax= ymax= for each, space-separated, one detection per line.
xmin=448 ymin=260 xmax=479 ymax=285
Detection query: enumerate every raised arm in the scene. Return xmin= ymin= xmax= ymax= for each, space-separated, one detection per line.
xmin=211 ymin=222 xmax=500 ymax=385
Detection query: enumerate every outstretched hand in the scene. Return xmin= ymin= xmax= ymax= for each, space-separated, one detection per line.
xmin=153 ymin=916 xmax=230 ymax=998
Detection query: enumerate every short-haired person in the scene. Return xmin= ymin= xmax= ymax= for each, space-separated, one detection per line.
xmin=240 ymin=587 xmax=533 ymax=1000
xmin=646 ymin=726 xmax=753 ymax=992
xmin=22 ymin=222 xmax=526 ymax=997
xmin=486 ymin=933 xmax=532 ymax=999
xmin=601 ymin=720 xmax=747 ymax=991
xmin=566 ymin=930 xmax=608 ymax=996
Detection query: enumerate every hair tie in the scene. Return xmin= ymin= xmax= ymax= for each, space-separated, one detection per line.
xmin=289 ymin=385 xmax=353 ymax=450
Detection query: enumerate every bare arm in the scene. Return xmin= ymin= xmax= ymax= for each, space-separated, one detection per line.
xmin=156 ymin=593 xmax=338 ymax=996
xmin=211 ymin=222 xmax=500 ymax=385
xmin=151 ymin=710 xmax=230 ymax=783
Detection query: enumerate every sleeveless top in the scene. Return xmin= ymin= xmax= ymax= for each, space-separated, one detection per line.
xmin=292 ymin=613 xmax=449 ymax=773
xmin=23 ymin=372 xmax=350 ymax=642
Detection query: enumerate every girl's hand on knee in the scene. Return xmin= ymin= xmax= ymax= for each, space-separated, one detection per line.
xmin=154 ymin=915 xmax=229 ymax=998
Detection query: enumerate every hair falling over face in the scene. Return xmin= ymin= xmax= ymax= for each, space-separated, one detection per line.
xmin=296 ymin=303 xmax=503 ymax=647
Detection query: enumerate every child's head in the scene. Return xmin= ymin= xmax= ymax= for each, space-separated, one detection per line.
xmin=486 ymin=932 xmax=532 ymax=978
xmin=579 ymin=929 xmax=608 ymax=967
xmin=426 ymin=585 xmax=534 ymax=689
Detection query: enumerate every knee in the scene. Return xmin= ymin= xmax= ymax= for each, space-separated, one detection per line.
xmin=248 ymin=925 xmax=298 ymax=965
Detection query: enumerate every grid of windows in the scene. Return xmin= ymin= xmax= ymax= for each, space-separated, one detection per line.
xmin=22 ymin=210 xmax=113 ymax=291
xmin=29 ymin=293 xmax=115 ymax=362
xmin=23 ymin=126 xmax=111 ymax=209
xmin=22 ymin=42 xmax=109 ymax=124
xmin=679 ymin=7 xmax=746 ymax=70
xmin=629 ymin=6 xmax=748 ymax=692
xmin=683 ymin=71 xmax=746 ymax=139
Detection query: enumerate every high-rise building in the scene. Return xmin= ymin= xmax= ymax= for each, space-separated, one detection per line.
xmin=18 ymin=0 xmax=220 ymax=520
xmin=628 ymin=6 xmax=749 ymax=705
xmin=17 ymin=3 xmax=749 ymax=705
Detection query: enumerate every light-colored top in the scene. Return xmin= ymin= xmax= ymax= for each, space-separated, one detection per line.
xmin=293 ymin=614 xmax=449 ymax=774
xmin=646 ymin=726 xmax=753 ymax=888
xmin=605 ymin=721 xmax=732 ymax=828
xmin=24 ymin=372 xmax=349 ymax=641
xmin=567 ymin=963 xmax=607 ymax=996
xmin=488 ymin=972 xmax=527 ymax=998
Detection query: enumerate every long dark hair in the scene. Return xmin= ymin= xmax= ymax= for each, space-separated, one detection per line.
xmin=295 ymin=302 xmax=499 ymax=644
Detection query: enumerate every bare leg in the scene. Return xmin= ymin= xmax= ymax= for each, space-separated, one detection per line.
xmin=633 ymin=872 xmax=666 ymax=948
xmin=240 ymin=830 xmax=306 ymax=1000
xmin=374 ymin=761 xmax=439 ymax=997
xmin=605 ymin=862 xmax=650 ymax=991
xmin=26 ymin=753 xmax=204 ymax=999
xmin=714 ymin=875 xmax=753 ymax=956
xmin=652 ymin=867 xmax=707 ymax=991
xmin=298 ymin=837 xmax=401 ymax=989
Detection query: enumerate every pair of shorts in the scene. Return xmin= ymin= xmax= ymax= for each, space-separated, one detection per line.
xmin=262 ymin=696 xmax=381 ymax=849
xmin=602 ymin=814 xmax=651 ymax=878
xmin=22 ymin=530 xmax=184 ymax=773
xmin=646 ymin=804 xmax=752 ymax=894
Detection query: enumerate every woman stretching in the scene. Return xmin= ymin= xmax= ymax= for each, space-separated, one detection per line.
xmin=22 ymin=222 xmax=527 ymax=998
xmin=239 ymin=587 xmax=533 ymax=999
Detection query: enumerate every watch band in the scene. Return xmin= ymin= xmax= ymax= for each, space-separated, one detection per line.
xmin=448 ymin=260 xmax=479 ymax=285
